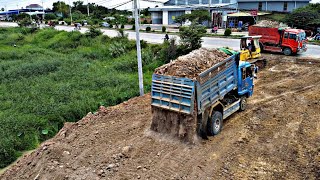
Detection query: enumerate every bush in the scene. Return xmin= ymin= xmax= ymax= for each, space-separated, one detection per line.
xmin=65 ymin=20 xmax=71 ymax=25
xmin=178 ymin=23 xmax=206 ymax=53
xmin=146 ymin=26 xmax=151 ymax=32
xmin=143 ymin=19 xmax=148 ymax=24
xmin=162 ymin=26 xmax=166 ymax=33
xmin=86 ymin=26 xmax=102 ymax=38
xmin=131 ymin=25 xmax=135 ymax=30
xmin=109 ymin=24 xmax=113 ymax=28
xmin=44 ymin=13 xmax=57 ymax=21
xmin=224 ymin=28 xmax=232 ymax=36
xmin=120 ymin=24 xmax=125 ymax=29
xmin=179 ymin=26 xmax=186 ymax=32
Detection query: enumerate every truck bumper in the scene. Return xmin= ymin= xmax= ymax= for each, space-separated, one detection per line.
xmin=297 ymin=47 xmax=307 ymax=54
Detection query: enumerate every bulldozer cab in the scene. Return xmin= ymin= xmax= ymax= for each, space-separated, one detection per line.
xmin=240 ymin=36 xmax=262 ymax=61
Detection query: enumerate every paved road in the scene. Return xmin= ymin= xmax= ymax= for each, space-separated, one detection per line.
xmin=55 ymin=26 xmax=320 ymax=58
xmin=0 ymin=22 xmax=318 ymax=58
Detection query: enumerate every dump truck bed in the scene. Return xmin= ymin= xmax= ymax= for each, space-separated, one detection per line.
xmin=151 ymin=54 xmax=238 ymax=115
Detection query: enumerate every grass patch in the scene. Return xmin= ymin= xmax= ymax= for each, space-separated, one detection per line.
xmin=0 ymin=27 xmax=166 ymax=168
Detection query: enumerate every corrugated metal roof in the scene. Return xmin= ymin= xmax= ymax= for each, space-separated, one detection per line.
xmin=237 ymin=0 xmax=310 ymax=2
xmin=228 ymin=11 xmax=271 ymax=16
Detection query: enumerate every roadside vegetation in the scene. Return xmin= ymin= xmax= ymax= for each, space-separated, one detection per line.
xmin=0 ymin=25 xmax=205 ymax=168
xmin=0 ymin=27 xmax=159 ymax=168
xmin=284 ymin=3 xmax=320 ymax=34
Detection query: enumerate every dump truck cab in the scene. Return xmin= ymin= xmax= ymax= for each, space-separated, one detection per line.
xmin=238 ymin=61 xmax=254 ymax=97
xmin=281 ymin=28 xmax=307 ymax=55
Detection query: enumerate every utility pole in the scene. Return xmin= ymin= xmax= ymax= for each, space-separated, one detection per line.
xmin=69 ymin=0 xmax=73 ymax=24
xmin=208 ymin=0 xmax=211 ymax=28
xmin=87 ymin=0 xmax=90 ymax=16
xmin=42 ymin=1 xmax=45 ymax=20
xmin=134 ymin=0 xmax=144 ymax=96
xmin=5 ymin=5 xmax=8 ymax=20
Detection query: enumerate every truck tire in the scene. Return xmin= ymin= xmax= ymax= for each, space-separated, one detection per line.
xmin=207 ymin=111 xmax=223 ymax=136
xmin=259 ymin=43 xmax=264 ymax=52
xmin=239 ymin=97 xmax=247 ymax=111
xmin=283 ymin=48 xmax=292 ymax=56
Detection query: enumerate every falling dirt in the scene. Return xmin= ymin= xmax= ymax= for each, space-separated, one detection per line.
xmin=154 ymin=48 xmax=229 ymax=79
xmin=150 ymin=106 xmax=198 ymax=144
xmin=1 ymin=54 xmax=320 ymax=180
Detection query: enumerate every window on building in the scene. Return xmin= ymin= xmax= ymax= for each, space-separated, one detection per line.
xmin=258 ymin=2 xmax=262 ymax=11
xmin=283 ymin=2 xmax=288 ymax=11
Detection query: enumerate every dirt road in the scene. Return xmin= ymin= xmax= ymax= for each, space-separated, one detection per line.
xmin=1 ymin=55 xmax=320 ymax=180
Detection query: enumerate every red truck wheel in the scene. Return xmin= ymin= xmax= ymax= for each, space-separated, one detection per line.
xmin=208 ymin=111 xmax=223 ymax=135
xmin=283 ymin=48 xmax=292 ymax=56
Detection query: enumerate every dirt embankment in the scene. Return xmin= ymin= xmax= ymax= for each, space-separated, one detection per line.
xmin=1 ymin=55 xmax=320 ymax=180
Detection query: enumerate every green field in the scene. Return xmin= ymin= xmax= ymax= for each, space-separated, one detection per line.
xmin=0 ymin=27 xmax=167 ymax=168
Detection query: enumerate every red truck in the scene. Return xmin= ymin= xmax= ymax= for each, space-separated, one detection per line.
xmin=249 ymin=26 xmax=307 ymax=55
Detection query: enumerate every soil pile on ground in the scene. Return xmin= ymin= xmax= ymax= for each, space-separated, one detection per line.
xmin=254 ymin=20 xmax=288 ymax=28
xmin=1 ymin=55 xmax=320 ymax=180
xmin=154 ymin=48 xmax=229 ymax=79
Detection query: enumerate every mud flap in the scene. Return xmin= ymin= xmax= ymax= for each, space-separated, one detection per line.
xmin=198 ymin=109 xmax=209 ymax=139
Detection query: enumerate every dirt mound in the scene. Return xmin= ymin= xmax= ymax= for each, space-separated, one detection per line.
xmin=154 ymin=48 xmax=229 ymax=79
xmin=1 ymin=55 xmax=320 ymax=180
xmin=254 ymin=20 xmax=288 ymax=28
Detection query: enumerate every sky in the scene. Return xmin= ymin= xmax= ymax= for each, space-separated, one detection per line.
xmin=0 ymin=0 xmax=167 ymax=11
xmin=0 ymin=0 xmax=319 ymax=11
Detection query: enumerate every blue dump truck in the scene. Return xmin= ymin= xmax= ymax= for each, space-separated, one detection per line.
xmin=151 ymin=53 xmax=255 ymax=140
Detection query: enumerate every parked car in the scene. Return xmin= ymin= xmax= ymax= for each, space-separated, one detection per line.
xmin=101 ymin=22 xmax=110 ymax=27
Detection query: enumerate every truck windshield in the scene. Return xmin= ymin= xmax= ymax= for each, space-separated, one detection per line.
xmin=289 ymin=34 xmax=296 ymax=40
xmin=297 ymin=32 xmax=306 ymax=41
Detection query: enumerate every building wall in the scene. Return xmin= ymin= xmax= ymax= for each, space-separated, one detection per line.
xmin=238 ymin=1 xmax=309 ymax=12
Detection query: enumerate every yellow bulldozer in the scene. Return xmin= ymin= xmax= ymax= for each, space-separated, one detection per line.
xmin=239 ymin=36 xmax=266 ymax=69
xmin=219 ymin=36 xmax=266 ymax=69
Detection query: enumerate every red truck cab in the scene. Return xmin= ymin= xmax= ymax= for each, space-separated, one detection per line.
xmin=249 ymin=26 xmax=307 ymax=55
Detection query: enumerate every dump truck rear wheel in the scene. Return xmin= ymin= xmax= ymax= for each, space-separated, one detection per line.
xmin=239 ymin=97 xmax=247 ymax=111
xmin=208 ymin=111 xmax=223 ymax=136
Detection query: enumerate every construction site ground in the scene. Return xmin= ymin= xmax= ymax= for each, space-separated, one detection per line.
xmin=1 ymin=54 xmax=320 ymax=180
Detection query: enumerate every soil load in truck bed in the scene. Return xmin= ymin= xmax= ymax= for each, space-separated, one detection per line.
xmin=151 ymin=48 xmax=232 ymax=143
xmin=154 ymin=48 xmax=230 ymax=79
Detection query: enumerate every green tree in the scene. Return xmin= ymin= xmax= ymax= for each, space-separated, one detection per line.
xmin=175 ymin=10 xmax=210 ymax=26
xmin=110 ymin=15 xmax=127 ymax=29
xmin=17 ymin=13 xmax=30 ymax=21
xmin=44 ymin=13 xmax=57 ymax=20
xmin=284 ymin=3 xmax=320 ymax=30
xmin=178 ymin=22 xmax=207 ymax=53
xmin=141 ymin=8 xmax=150 ymax=16
xmin=52 ymin=1 xmax=70 ymax=17
xmin=72 ymin=1 xmax=87 ymax=14
xmin=1 ymin=7 xmax=4 ymax=11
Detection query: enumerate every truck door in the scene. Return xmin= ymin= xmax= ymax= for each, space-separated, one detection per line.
xmin=282 ymin=32 xmax=289 ymax=45
xmin=239 ymin=66 xmax=254 ymax=96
